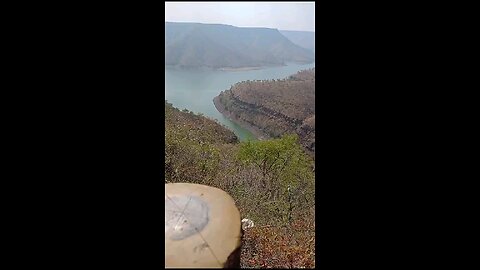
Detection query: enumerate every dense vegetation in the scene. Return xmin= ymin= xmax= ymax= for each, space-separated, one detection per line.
xmin=280 ymin=30 xmax=315 ymax=53
xmin=214 ymin=68 xmax=316 ymax=156
xmin=165 ymin=101 xmax=315 ymax=268
xmin=165 ymin=22 xmax=315 ymax=69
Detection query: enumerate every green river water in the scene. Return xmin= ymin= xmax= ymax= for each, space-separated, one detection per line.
xmin=165 ymin=62 xmax=315 ymax=141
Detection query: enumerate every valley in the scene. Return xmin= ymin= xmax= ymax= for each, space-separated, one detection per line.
xmin=164 ymin=4 xmax=316 ymax=266
xmin=165 ymin=62 xmax=315 ymax=141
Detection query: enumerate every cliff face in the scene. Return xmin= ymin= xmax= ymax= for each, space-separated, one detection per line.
xmin=213 ymin=69 xmax=315 ymax=156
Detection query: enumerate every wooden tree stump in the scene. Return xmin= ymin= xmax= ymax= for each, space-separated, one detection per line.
xmin=165 ymin=183 xmax=242 ymax=268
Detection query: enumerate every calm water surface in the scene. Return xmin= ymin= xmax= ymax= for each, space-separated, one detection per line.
xmin=165 ymin=62 xmax=315 ymax=141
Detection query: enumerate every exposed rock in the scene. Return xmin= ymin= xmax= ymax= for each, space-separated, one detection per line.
xmin=213 ymin=69 xmax=315 ymax=157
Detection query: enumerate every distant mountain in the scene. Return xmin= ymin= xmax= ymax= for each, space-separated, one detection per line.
xmin=165 ymin=22 xmax=315 ymax=69
xmin=279 ymin=30 xmax=315 ymax=53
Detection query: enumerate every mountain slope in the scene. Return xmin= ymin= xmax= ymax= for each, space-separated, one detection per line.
xmin=165 ymin=22 xmax=315 ymax=69
xmin=213 ymin=68 xmax=315 ymax=156
xmin=279 ymin=30 xmax=315 ymax=53
xmin=165 ymin=100 xmax=315 ymax=267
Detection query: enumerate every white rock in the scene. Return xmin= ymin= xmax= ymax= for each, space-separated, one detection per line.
xmin=241 ymin=218 xmax=254 ymax=230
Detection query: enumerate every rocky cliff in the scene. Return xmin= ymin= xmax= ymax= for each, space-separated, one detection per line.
xmin=213 ymin=69 xmax=315 ymax=156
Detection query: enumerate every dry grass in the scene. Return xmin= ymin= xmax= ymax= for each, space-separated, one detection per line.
xmin=241 ymin=218 xmax=315 ymax=268
xmin=165 ymin=102 xmax=316 ymax=268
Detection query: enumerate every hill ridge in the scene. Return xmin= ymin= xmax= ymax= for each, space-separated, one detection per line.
xmin=213 ymin=68 xmax=315 ymax=156
xmin=165 ymin=22 xmax=315 ymax=69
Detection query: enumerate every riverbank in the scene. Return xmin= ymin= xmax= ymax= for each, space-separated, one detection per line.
xmin=217 ymin=66 xmax=264 ymax=72
xmin=166 ymin=62 xmax=316 ymax=142
xmin=213 ymin=96 xmax=271 ymax=141
xmin=166 ymin=64 xmax=286 ymax=72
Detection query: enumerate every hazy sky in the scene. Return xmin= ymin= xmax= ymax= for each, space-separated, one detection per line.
xmin=165 ymin=2 xmax=315 ymax=32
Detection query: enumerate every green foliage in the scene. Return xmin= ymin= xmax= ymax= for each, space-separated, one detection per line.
xmin=165 ymin=125 xmax=222 ymax=184
xmin=236 ymin=134 xmax=314 ymax=225
xmin=165 ymin=102 xmax=237 ymax=184
xmin=238 ymin=134 xmax=312 ymax=189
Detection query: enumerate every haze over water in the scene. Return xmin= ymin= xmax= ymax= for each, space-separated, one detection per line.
xmin=165 ymin=62 xmax=315 ymax=141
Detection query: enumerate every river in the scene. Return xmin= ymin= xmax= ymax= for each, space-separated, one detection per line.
xmin=165 ymin=62 xmax=315 ymax=141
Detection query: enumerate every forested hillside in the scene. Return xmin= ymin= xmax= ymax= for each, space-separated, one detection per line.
xmin=280 ymin=30 xmax=315 ymax=53
xmin=214 ymin=68 xmax=315 ymax=156
xmin=165 ymin=101 xmax=315 ymax=268
xmin=165 ymin=22 xmax=315 ymax=69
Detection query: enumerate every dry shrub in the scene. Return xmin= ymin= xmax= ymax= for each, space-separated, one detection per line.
xmin=241 ymin=218 xmax=315 ymax=268
xmin=165 ymin=102 xmax=317 ymax=268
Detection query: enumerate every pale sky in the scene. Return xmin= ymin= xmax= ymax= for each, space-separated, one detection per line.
xmin=165 ymin=2 xmax=315 ymax=32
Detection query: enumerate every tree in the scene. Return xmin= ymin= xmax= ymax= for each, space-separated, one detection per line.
xmin=237 ymin=134 xmax=314 ymax=224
